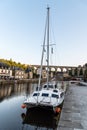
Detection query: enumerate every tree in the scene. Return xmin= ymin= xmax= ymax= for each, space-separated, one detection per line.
xmin=84 ymin=68 xmax=87 ymax=82
xmin=79 ymin=68 xmax=83 ymax=76
xmin=74 ymin=68 xmax=78 ymax=76
xmin=68 ymin=69 xmax=72 ymax=76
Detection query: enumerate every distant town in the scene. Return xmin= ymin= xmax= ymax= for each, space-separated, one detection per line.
xmin=0 ymin=58 xmax=87 ymax=82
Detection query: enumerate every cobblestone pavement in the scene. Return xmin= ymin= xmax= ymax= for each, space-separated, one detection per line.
xmin=57 ymin=84 xmax=87 ymax=130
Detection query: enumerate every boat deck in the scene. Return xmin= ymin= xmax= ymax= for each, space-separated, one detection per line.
xmin=57 ymin=83 xmax=87 ymax=130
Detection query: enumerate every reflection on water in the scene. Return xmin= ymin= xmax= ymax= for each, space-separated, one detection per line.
xmin=0 ymin=83 xmax=60 ymax=130
xmin=21 ymin=108 xmax=59 ymax=130
xmin=0 ymin=83 xmax=37 ymax=102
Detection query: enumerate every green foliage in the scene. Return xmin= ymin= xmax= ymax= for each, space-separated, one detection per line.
xmin=68 ymin=70 xmax=72 ymax=76
xmin=85 ymin=63 xmax=87 ymax=68
xmin=74 ymin=68 xmax=78 ymax=76
xmin=84 ymin=69 xmax=87 ymax=76
xmin=0 ymin=58 xmax=28 ymax=70
xmin=79 ymin=68 xmax=83 ymax=76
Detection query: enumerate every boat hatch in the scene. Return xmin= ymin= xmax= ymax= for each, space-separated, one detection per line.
xmin=33 ymin=93 xmax=40 ymax=96
xmin=51 ymin=94 xmax=59 ymax=98
xmin=42 ymin=93 xmax=49 ymax=97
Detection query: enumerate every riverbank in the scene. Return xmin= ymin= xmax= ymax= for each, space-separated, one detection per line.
xmin=0 ymin=78 xmax=47 ymax=85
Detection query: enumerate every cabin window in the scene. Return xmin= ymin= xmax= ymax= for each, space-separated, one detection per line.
xmin=60 ymin=92 xmax=64 ymax=98
xmin=33 ymin=93 xmax=39 ymax=96
xmin=49 ymin=85 xmax=53 ymax=88
xmin=43 ymin=85 xmax=47 ymax=88
xmin=42 ymin=93 xmax=49 ymax=97
xmin=53 ymin=89 xmax=58 ymax=93
xmin=52 ymin=94 xmax=59 ymax=98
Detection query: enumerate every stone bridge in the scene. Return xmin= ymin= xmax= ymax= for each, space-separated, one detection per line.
xmin=30 ymin=65 xmax=85 ymax=78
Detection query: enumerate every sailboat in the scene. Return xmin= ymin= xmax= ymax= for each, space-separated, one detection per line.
xmin=21 ymin=7 xmax=64 ymax=114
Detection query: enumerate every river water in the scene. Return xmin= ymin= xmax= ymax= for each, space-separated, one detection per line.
xmin=0 ymin=82 xmax=61 ymax=130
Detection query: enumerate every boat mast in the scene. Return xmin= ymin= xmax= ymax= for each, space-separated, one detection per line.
xmin=38 ymin=7 xmax=50 ymax=93
xmin=47 ymin=7 xmax=50 ymax=88
xmin=38 ymin=9 xmax=47 ymax=89
xmin=37 ymin=7 xmax=48 ymax=103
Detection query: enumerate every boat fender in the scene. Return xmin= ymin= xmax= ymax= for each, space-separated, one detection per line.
xmin=21 ymin=104 xmax=26 ymax=109
xmin=55 ymin=107 xmax=61 ymax=113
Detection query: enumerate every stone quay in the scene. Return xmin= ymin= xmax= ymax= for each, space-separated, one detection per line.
xmin=57 ymin=82 xmax=87 ymax=130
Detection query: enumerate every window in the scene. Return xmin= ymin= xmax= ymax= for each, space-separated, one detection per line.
xmin=52 ymin=94 xmax=59 ymax=98
xmin=53 ymin=89 xmax=58 ymax=93
xmin=33 ymin=93 xmax=39 ymax=96
xmin=42 ymin=93 xmax=49 ymax=97
xmin=43 ymin=85 xmax=47 ymax=88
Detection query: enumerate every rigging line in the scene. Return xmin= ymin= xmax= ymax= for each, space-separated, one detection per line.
xmin=54 ymin=45 xmax=57 ymax=65
xmin=55 ymin=44 xmax=61 ymax=66
xmin=50 ymin=14 xmax=56 ymax=47
xmin=47 ymin=7 xmax=50 ymax=89
xmin=49 ymin=13 xmax=61 ymax=66
xmin=50 ymin=47 xmax=53 ymax=65
xmin=38 ymin=7 xmax=48 ymax=92
xmin=47 ymin=8 xmax=56 ymax=66
xmin=43 ymin=50 xmax=46 ymax=65
xmin=50 ymin=18 xmax=62 ymax=66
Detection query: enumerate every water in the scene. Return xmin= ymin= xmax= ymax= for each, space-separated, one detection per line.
xmin=0 ymin=83 xmax=60 ymax=130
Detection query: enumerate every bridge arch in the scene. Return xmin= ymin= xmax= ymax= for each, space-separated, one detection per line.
xmin=30 ymin=65 xmax=85 ymax=78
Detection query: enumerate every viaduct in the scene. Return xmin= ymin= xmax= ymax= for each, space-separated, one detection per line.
xmin=30 ymin=65 xmax=85 ymax=78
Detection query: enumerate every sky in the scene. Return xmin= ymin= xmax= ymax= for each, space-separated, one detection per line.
xmin=0 ymin=0 xmax=87 ymax=67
